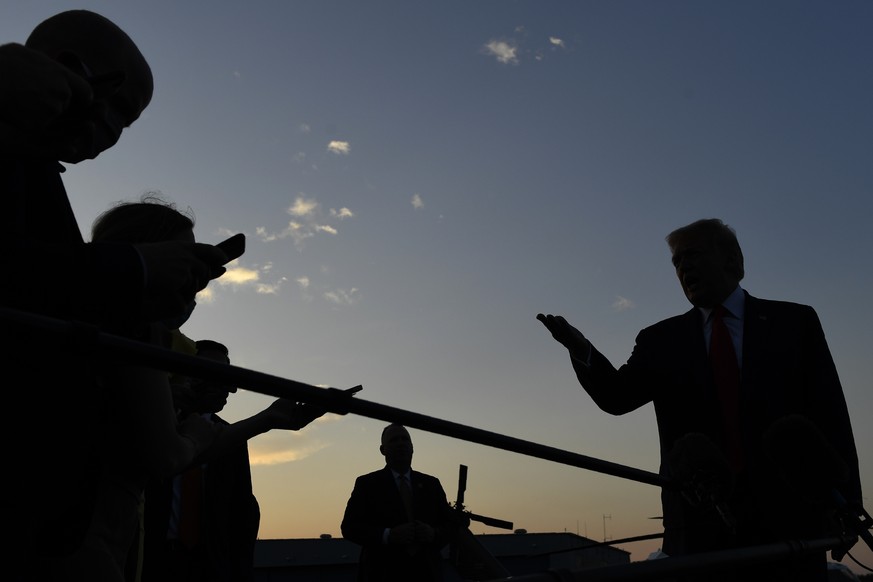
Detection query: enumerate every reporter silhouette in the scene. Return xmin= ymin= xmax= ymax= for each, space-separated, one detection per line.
xmin=1 ymin=12 xmax=226 ymax=578
xmin=141 ymin=338 xmax=330 ymax=582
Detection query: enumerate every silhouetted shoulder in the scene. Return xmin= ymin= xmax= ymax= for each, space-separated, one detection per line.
xmin=744 ymin=294 xmax=823 ymax=331
xmin=634 ymin=309 xmax=701 ymax=349
xmin=410 ymin=470 xmax=441 ymax=484
xmin=747 ymin=295 xmax=816 ymax=314
xmin=355 ymin=467 xmax=392 ymax=484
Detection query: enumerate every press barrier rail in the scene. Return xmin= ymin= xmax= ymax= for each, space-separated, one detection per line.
xmin=1 ymin=307 xmax=668 ymax=489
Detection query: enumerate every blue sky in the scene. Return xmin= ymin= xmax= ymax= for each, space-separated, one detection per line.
xmin=5 ymin=0 xmax=872 ymax=573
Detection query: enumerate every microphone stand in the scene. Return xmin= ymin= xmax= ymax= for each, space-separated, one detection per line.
xmin=830 ymin=490 xmax=873 ymax=561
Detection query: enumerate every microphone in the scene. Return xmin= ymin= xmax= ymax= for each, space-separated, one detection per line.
xmin=763 ymin=414 xmax=873 ymax=558
xmin=666 ymin=432 xmax=737 ymax=533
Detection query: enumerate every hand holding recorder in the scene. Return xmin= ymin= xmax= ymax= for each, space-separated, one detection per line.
xmin=215 ymin=233 xmax=246 ymax=263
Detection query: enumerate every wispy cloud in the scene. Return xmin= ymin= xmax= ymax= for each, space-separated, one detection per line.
xmin=484 ymin=30 xmax=570 ymax=65
xmin=196 ymin=287 xmax=215 ymax=303
xmin=295 ymin=276 xmax=315 ymax=302
xmin=257 ymin=196 xmax=354 ymax=248
xmin=327 ymin=140 xmax=350 ymax=154
xmin=324 ymin=287 xmax=360 ymax=306
xmin=256 ymin=223 xmax=295 ymax=244
xmin=331 ymin=207 xmax=354 ymax=219
xmin=248 ymin=433 xmax=329 ymax=465
xmin=255 ymin=278 xmax=285 ymax=295
xmin=411 ymin=194 xmax=424 ymax=209
xmin=250 ymin=198 xmax=362 ymax=306
xmin=198 ymin=260 xmax=286 ymax=300
xmin=289 ymin=196 xmax=318 ymax=217
xmin=219 ymin=264 xmax=260 ymax=285
xmin=613 ymin=296 xmax=636 ymax=311
xmin=483 ymin=40 xmax=518 ymax=65
xmin=248 ymin=413 xmax=347 ymax=465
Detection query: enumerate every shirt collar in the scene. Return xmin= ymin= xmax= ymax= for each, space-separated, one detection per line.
xmin=700 ymin=285 xmax=745 ymax=322
xmin=391 ymin=468 xmax=411 ymax=481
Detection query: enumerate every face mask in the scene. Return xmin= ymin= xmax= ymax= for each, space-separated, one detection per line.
xmin=53 ymin=53 xmax=128 ymax=162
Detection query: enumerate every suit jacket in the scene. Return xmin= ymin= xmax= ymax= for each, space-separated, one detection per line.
xmin=341 ymin=466 xmax=462 ymax=582
xmin=141 ymin=414 xmax=260 ymax=582
xmin=572 ymin=291 xmax=861 ymax=560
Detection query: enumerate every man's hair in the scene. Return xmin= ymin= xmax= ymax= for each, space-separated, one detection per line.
xmin=91 ymin=194 xmax=195 ymax=243
xmin=666 ymin=218 xmax=745 ymax=280
xmin=382 ymin=423 xmax=406 ymax=437
xmin=381 ymin=423 xmax=410 ymax=446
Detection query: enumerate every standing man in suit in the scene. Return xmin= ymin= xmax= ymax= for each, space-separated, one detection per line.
xmin=341 ymin=424 xmax=464 ymax=582
xmin=537 ymin=218 xmax=862 ymax=582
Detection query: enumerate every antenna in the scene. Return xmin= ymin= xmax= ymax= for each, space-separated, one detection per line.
xmin=453 ymin=464 xmax=513 ymax=530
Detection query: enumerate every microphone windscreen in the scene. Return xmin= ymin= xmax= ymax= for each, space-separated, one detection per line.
xmin=666 ymin=432 xmax=734 ymax=502
xmin=762 ymin=414 xmax=850 ymax=498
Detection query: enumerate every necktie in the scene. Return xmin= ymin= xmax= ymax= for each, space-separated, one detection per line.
xmin=710 ymin=305 xmax=743 ymax=472
xmin=397 ymin=474 xmax=414 ymax=520
xmin=178 ymin=465 xmax=204 ymax=549
xmin=396 ymin=474 xmax=419 ymax=555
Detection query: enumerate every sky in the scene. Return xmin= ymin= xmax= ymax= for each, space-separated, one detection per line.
xmin=4 ymin=0 xmax=872 ymax=574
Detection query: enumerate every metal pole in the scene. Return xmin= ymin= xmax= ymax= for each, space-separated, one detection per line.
xmin=2 ymin=307 xmax=669 ymax=489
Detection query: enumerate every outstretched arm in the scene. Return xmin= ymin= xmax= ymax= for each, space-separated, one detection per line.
xmin=537 ymin=313 xmax=653 ymax=415
xmin=192 ymin=398 xmax=326 ymax=463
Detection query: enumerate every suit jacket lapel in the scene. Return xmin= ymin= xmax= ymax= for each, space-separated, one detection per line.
xmin=740 ymin=292 xmax=768 ymax=390
xmin=683 ymin=307 xmax=711 ymax=392
xmin=382 ymin=466 xmax=409 ymax=519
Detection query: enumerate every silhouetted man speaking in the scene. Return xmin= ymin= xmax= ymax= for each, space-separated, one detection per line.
xmin=538 ymin=218 xmax=862 ymax=582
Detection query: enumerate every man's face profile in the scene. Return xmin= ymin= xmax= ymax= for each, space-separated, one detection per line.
xmin=671 ymin=236 xmax=737 ymax=308
xmin=27 ymin=10 xmax=154 ymax=163
xmin=54 ymin=51 xmax=151 ymax=162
